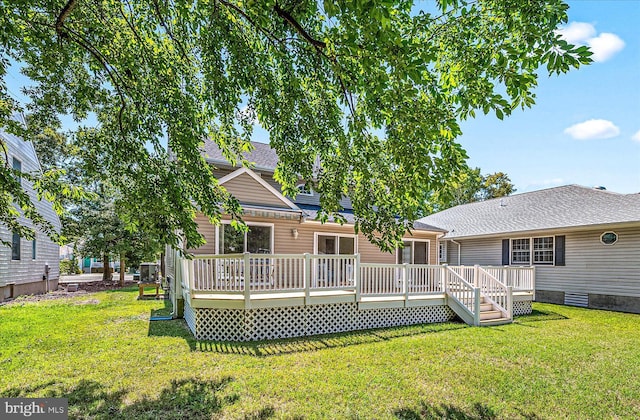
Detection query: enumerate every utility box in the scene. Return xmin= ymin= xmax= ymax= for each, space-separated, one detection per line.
xmin=139 ymin=262 xmax=159 ymax=283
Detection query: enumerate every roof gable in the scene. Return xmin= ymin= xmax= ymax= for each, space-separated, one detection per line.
xmin=218 ymin=167 xmax=299 ymax=210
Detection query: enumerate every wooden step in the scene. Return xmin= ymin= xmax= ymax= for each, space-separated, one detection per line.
xmin=479 ymin=303 xmax=493 ymax=312
xmin=480 ymin=317 xmax=512 ymax=326
xmin=479 ymin=310 xmax=503 ymax=321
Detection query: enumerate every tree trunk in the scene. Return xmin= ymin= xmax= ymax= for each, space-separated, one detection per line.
xmin=102 ymin=254 xmax=111 ymax=281
xmin=160 ymin=251 xmax=165 ymax=281
xmin=119 ymin=253 xmax=125 ymax=286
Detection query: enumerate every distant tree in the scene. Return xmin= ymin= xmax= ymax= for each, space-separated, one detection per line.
xmin=433 ymin=167 xmax=516 ymax=210
xmin=480 ymin=172 xmax=516 ymax=201
xmin=1 ymin=0 xmax=591 ymax=251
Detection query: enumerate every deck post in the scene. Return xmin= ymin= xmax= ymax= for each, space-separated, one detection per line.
xmin=304 ymin=253 xmax=311 ymax=306
xmin=243 ymin=252 xmax=251 ymax=309
xmin=442 ymin=264 xmax=448 ymax=293
xmin=473 ymin=264 xmax=480 ymax=288
xmin=474 ymin=287 xmax=481 ymax=326
xmin=354 ymin=253 xmax=361 ymax=303
xmin=403 ymin=263 xmax=409 ymax=305
xmin=187 ymin=259 xmax=195 ymax=296
xmin=507 ymin=285 xmax=513 ymax=319
xmin=531 ymin=266 xmax=536 ymax=300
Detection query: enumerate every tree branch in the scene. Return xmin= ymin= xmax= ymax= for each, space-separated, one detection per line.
xmin=273 ymin=3 xmax=326 ymax=49
xmin=55 ymin=0 xmax=78 ymax=33
xmin=150 ymin=0 xmax=191 ymax=63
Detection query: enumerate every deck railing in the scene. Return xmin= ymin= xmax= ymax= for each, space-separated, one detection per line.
xmin=183 ymin=255 xmax=534 ymax=314
xmin=311 ymin=255 xmax=356 ymax=290
xmin=444 ymin=266 xmax=478 ymax=315
xmin=477 ymin=266 xmax=512 ymax=319
xmin=360 ymin=263 xmax=404 ymax=295
xmin=482 ymin=266 xmax=535 ymax=293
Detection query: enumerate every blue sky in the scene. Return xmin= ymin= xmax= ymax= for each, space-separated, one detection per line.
xmin=457 ymin=1 xmax=640 ymax=194
xmin=5 ymin=1 xmax=639 ymax=194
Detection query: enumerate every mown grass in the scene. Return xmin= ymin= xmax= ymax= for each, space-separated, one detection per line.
xmin=1 ymin=287 xmax=639 ymax=419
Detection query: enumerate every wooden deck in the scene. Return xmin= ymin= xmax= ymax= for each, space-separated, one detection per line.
xmin=169 ymin=252 xmax=535 ymax=328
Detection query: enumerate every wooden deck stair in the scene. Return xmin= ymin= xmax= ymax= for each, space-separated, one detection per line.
xmin=478 ymin=297 xmax=511 ymax=326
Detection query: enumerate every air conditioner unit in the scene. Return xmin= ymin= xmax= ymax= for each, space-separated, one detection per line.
xmin=139 ymin=262 xmax=159 ymax=283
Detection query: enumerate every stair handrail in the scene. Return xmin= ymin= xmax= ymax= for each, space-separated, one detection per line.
xmin=477 ymin=266 xmax=513 ymax=320
xmin=444 ymin=265 xmax=480 ymax=325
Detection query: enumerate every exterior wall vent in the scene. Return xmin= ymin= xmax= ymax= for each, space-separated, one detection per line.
xmin=564 ymin=292 xmax=589 ymax=307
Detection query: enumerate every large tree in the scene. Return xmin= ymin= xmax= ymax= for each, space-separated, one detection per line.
xmin=0 ymin=0 xmax=591 ymax=251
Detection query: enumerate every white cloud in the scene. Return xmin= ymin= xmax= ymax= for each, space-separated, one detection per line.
xmin=564 ymin=119 xmax=620 ymax=140
xmin=587 ymin=33 xmax=625 ymax=62
xmin=556 ymin=22 xmax=596 ymax=44
xmin=632 ymin=130 xmax=640 ymax=143
xmin=556 ymin=22 xmax=625 ymax=62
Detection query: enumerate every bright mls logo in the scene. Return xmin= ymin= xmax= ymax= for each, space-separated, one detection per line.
xmin=1 ymin=398 xmax=68 ymax=419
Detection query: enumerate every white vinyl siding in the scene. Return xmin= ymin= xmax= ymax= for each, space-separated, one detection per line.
xmin=0 ymin=130 xmax=61 ymax=286
xmin=452 ymin=226 xmax=640 ymax=299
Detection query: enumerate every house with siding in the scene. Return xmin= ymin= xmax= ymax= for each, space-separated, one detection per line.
xmin=165 ymin=141 xmax=535 ymax=341
xmin=0 ymin=124 xmax=61 ymax=301
xmin=420 ymin=185 xmax=640 ymax=313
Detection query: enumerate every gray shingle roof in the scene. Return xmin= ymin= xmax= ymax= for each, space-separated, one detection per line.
xmin=301 ymin=207 xmax=446 ymax=233
xmin=201 ymin=139 xmax=279 ymax=170
xmin=420 ymin=185 xmax=640 ymax=239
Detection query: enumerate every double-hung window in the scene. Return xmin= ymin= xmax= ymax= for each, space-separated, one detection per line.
xmin=511 ymin=237 xmax=554 ymax=265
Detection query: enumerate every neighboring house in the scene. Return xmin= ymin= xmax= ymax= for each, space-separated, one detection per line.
xmin=165 ymin=141 xmax=534 ymax=341
xmin=0 ymin=122 xmax=61 ymax=301
xmin=420 ymin=185 xmax=640 ymax=314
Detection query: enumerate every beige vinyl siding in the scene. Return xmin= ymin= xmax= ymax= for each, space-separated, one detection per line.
xmin=189 ymin=214 xmax=440 ymax=264
xmin=222 ymin=173 xmax=290 ymax=208
xmin=0 ymin=132 xmax=61 ymax=286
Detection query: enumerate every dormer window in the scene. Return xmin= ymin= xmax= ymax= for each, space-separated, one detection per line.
xmin=296 ymin=183 xmax=313 ymax=196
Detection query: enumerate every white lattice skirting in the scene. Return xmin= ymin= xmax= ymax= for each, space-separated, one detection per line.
xmin=513 ymin=300 xmax=532 ymax=316
xmin=184 ymin=301 xmax=456 ymax=341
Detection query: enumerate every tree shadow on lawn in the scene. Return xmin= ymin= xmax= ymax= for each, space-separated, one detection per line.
xmin=0 ymin=377 xmax=254 ymax=419
xmin=394 ymin=400 xmax=543 ymax=420
xmin=513 ymin=308 xmax=568 ymax=327
xmin=195 ymin=322 xmax=468 ymax=356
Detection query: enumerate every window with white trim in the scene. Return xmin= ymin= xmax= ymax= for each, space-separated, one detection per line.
xmin=218 ymin=223 xmax=273 ymax=254
xmin=532 ymin=237 xmax=554 ymax=264
xmin=511 ymin=237 xmax=554 ymax=265
xmin=511 ymin=238 xmax=530 ymax=264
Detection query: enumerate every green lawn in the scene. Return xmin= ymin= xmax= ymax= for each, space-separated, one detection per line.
xmin=1 ymin=288 xmax=639 ymax=419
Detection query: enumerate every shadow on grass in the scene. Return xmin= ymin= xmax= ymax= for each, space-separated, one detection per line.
xmin=147 ymin=299 xmax=198 ymax=351
xmin=194 ymin=322 xmax=468 ymax=356
xmin=1 ymin=377 xmax=243 ymax=420
xmin=394 ymin=401 xmax=499 ymax=420
xmin=513 ymin=308 xmax=568 ymax=326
